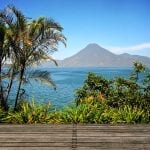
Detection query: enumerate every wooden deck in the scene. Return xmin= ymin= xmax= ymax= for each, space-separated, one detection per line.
xmin=0 ymin=124 xmax=149 ymax=150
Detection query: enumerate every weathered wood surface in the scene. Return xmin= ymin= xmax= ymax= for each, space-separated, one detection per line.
xmin=0 ymin=124 xmax=149 ymax=150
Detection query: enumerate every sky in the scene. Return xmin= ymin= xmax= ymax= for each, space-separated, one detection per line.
xmin=1 ymin=0 xmax=150 ymax=59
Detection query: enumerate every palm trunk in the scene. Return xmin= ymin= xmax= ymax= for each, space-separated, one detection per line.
xmin=14 ymin=66 xmax=25 ymax=109
xmin=0 ymin=68 xmax=8 ymax=110
xmin=0 ymin=60 xmax=7 ymax=110
xmin=0 ymin=85 xmax=5 ymax=109
xmin=0 ymin=27 xmax=7 ymax=110
xmin=136 ymin=72 xmax=139 ymax=82
xmin=5 ymin=67 xmax=15 ymax=104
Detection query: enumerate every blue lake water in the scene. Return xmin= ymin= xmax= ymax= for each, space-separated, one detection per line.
xmin=8 ymin=67 xmax=133 ymax=109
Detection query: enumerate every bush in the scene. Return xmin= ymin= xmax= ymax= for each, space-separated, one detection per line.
xmin=59 ymin=103 xmax=149 ymax=124
xmin=0 ymin=108 xmax=7 ymax=123
xmin=60 ymin=102 xmax=107 ymax=123
xmin=109 ymin=106 xmax=149 ymax=124
xmin=2 ymin=100 xmax=52 ymax=124
xmin=75 ymin=62 xmax=150 ymax=112
xmin=74 ymin=62 xmax=150 ymax=124
xmin=75 ymin=72 xmax=111 ymax=106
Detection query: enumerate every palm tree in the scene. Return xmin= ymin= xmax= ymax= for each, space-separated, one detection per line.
xmin=0 ymin=5 xmax=66 ymax=109
xmin=0 ymin=19 xmax=7 ymax=109
xmin=130 ymin=61 xmax=146 ymax=82
xmin=0 ymin=18 xmax=12 ymax=110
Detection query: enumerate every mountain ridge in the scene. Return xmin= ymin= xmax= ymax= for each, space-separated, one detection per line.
xmin=60 ymin=43 xmax=150 ymax=67
xmin=41 ymin=43 xmax=150 ymax=67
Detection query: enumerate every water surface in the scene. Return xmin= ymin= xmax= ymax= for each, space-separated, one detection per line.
xmin=9 ymin=67 xmax=132 ymax=109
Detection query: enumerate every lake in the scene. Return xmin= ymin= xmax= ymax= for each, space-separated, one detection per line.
xmin=8 ymin=67 xmax=133 ymax=109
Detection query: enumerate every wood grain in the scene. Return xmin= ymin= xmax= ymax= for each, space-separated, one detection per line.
xmin=0 ymin=124 xmax=149 ymax=150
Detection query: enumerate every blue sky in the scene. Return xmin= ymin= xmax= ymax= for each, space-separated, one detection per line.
xmin=1 ymin=0 xmax=150 ymax=59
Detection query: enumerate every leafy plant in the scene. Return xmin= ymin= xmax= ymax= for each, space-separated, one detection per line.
xmin=60 ymin=102 xmax=107 ymax=124
xmin=75 ymin=72 xmax=110 ymax=106
xmin=75 ymin=62 xmax=150 ymax=112
xmin=2 ymin=100 xmax=52 ymax=124
xmin=110 ymin=106 xmax=146 ymax=124
xmin=0 ymin=107 xmax=7 ymax=123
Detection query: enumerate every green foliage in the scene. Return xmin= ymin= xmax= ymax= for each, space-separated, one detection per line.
xmin=0 ymin=62 xmax=149 ymax=124
xmin=75 ymin=72 xmax=110 ymax=106
xmin=59 ymin=103 xmax=149 ymax=124
xmin=130 ymin=62 xmax=146 ymax=81
xmin=47 ymin=111 xmax=63 ymax=124
xmin=105 ymin=106 xmax=149 ymax=124
xmin=0 ymin=5 xmax=66 ymax=110
xmin=73 ymin=62 xmax=150 ymax=124
xmin=0 ymin=107 xmax=7 ymax=123
xmin=75 ymin=62 xmax=150 ymax=112
xmin=60 ymin=102 xmax=107 ymax=123
xmin=2 ymin=100 xmax=52 ymax=124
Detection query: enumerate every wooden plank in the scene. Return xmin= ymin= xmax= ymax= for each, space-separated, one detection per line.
xmin=77 ymin=128 xmax=150 ymax=132
xmin=0 ymin=124 xmax=149 ymax=150
xmin=0 ymin=148 xmax=72 ymax=150
xmin=77 ymin=136 xmax=150 ymax=143
xmin=0 ymin=132 xmax=72 ymax=143
xmin=77 ymin=144 xmax=150 ymax=150
xmin=0 ymin=125 xmax=74 ymax=149
xmin=0 ymin=142 xmax=72 ymax=147
xmin=0 ymin=132 xmax=72 ymax=134
xmin=77 ymin=124 xmax=150 ymax=127
xmin=0 ymin=125 xmax=73 ymax=132
xmin=0 ymin=133 xmax=72 ymax=137
xmin=77 ymin=132 xmax=150 ymax=137
xmin=77 ymin=124 xmax=150 ymax=130
xmin=0 ymin=137 xmax=72 ymax=143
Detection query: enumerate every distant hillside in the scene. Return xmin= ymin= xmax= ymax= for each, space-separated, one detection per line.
xmin=40 ymin=43 xmax=150 ymax=67
xmin=60 ymin=43 xmax=150 ymax=67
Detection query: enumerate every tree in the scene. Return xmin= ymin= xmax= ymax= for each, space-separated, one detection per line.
xmin=0 ymin=5 xmax=66 ymax=110
xmin=130 ymin=61 xmax=146 ymax=82
xmin=0 ymin=19 xmax=7 ymax=110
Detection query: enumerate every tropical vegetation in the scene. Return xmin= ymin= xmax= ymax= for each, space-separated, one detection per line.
xmin=0 ymin=5 xmax=149 ymax=124
xmin=0 ymin=5 xmax=66 ymax=110
xmin=0 ymin=62 xmax=150 ymax=124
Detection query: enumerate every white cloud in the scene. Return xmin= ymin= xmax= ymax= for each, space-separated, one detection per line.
xmin=107 ymin=42 xmax=150 ymax=54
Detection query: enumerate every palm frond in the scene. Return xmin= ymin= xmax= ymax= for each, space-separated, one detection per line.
xmin=46 ymin=55 xmax=58 ymax=66
xmin=7 ymin=5 xmax=27 ymax=32
xmin=29 ymin=70 xmax=56 ymax=90
xmin=0 ymin=20 xmax=6 ymax=49
xmin=44 ymin=18 xmax=63 ymax=31
xmin=0 ymin=8 xmax=14 ymax=30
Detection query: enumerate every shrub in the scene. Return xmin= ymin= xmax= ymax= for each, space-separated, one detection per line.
xmin=75 ymin=62 xmax=150 ymax=112
xmin=0 ymin=108 xmax=7 ymax=123
xmin=75 ymin=72 xmax=110 ymax=106
xmin=60 ymin=102 xmax=107 ymax=123
xmin=2 ymin=100 xmax=52 ymax=124
xmin=110 ymin=106 xmax=149 ymax=124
